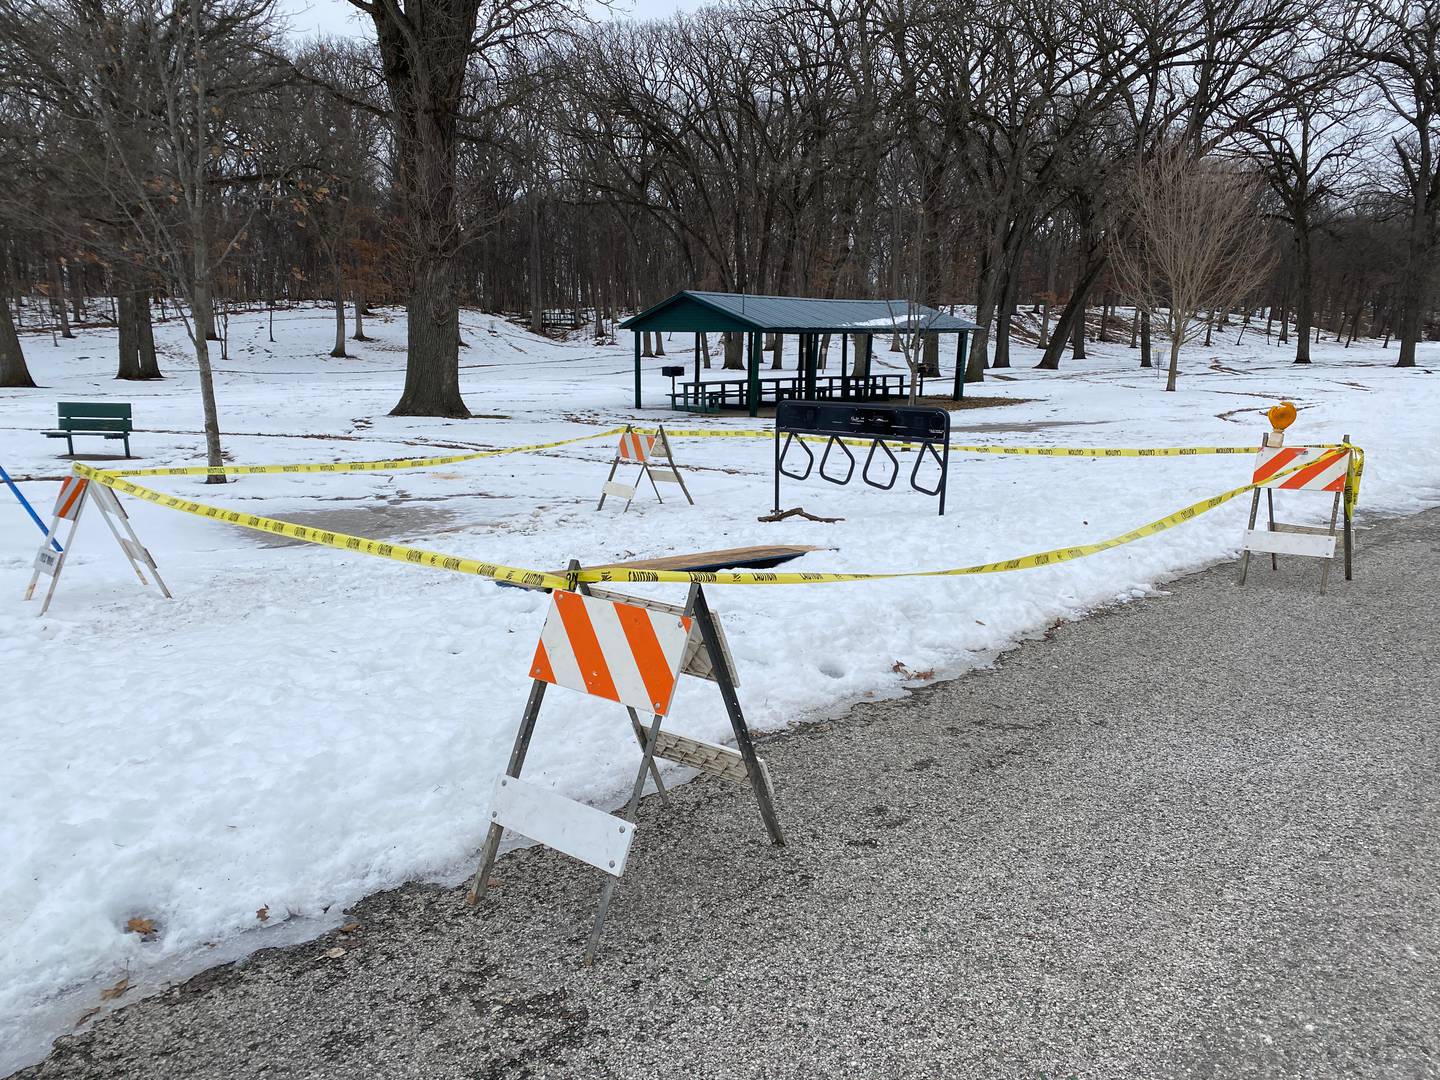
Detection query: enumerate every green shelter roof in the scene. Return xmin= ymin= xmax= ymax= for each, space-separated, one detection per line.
xmin=620 ymin=291 xmax=977 ymax=335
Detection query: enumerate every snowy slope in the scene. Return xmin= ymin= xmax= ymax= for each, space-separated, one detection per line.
xmin=2 ymin=305 xmax=1437 ymax=1071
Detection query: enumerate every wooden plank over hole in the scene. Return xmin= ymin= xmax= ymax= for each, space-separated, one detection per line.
xmin=489 ymin=776 xmax=635 ymax=877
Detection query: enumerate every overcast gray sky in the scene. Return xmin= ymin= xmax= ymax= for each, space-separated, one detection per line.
xmin=274 ymin=0 xmax=698 ymax=38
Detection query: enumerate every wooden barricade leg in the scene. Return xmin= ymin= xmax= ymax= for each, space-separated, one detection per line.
xmin=639 ymin=460 xmax=664 ymax=505
xmin=656 ymin=426 xmax=695 ymax=506
xmin=596 ymin=457 xmax=623 ymax=511
xmin=1238 ymin=489 xmax=1262 ymax=586
xmin=1320 ymin=490 xmax=1342 ymax=595
xmin=466 ymin=679 xmax=548 ymax=906
xmin=25 ymin=489 xmax=89 ymax=616
xmin=91 ymin=484 xmax=171 ymax=597
xmin=1265 ymin=490 xmax=1278 ymax=571
xmin=627 ymin=704 xmax=671 ymax=806
xmin=1343 ymin=433 xmax=1355 ymax=582
xmin=584 ymin=708 xmax=666 ymax=964
xmin=690 ymin=585 xmax=785 ymax=846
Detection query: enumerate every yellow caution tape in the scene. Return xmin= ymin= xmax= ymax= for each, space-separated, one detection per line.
xmin=72 ymin=464 xmax=571 ymax=591
xmin=655 ymin=426 xmax=1262 ymax=456
xmin=574 ymin=445 xmax=1365 ymax=585
xmin=101 ymin=428 xmax=627 ymax=478
xmin=74 ymin=428 xmax=1364 ymax=590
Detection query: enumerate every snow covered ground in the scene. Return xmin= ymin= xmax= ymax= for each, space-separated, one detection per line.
xmin=2 ymin=305 xmax=1438 ymax=1072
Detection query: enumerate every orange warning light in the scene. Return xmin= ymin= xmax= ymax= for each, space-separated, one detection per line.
xmin=1267 ymin=401 xmax=1297 ymax=431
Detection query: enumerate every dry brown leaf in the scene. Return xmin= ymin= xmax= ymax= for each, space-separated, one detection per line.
xmin=324 ymin=947 xmax=345 ymax=959
xmin=255 ymin=906 xmax=269 ymax=923
xmin=99 ymin=977 xmax=130 ymax=1002
xmin=337 ymin=922 xmax=361 ymax=934
xmin=125 ymin=917 xmax=156 ymax=936
xmin=74 ymin=1007 xmax=100 ymax=1028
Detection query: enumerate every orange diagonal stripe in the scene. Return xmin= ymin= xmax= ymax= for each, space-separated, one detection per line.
xmin=615 ymin=603 xmax=678 ymax=713
xmin=530 ymin=640 xmax=556 ymax=684
xmin=1253 ymin=448 xmax=1301 ymax=483
xmin=553 ymin=591 xmax=619 ymax=702
xmin=57 ymin=478 xmax=88 ymax=518
xmin=1280 ymin=450 xmax=1346 ymax=490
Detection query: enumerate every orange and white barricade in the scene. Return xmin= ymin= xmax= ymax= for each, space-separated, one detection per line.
xmin=466 ymin=573 xmax=782 ymax=961
xmin=24 ymin=470 xmax=170 ymax=615
xmin=1239 ymin=402 xmax=1356 ymax=594
xmin=596 ymin=423 xmax=694 ymax=511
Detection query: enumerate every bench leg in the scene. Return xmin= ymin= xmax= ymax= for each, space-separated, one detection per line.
xmin=123 ymin=434 xmax=132 ymax=458
xmin=66 ymin=434 xmax=74 ymax=457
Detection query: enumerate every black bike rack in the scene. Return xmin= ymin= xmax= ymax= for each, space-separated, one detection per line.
xmin=774 ymin=400 xmax=951 ymax=515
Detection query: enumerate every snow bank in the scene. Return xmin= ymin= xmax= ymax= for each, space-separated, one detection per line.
xmin=2 ymin=306 xmax=1437 ymax=1070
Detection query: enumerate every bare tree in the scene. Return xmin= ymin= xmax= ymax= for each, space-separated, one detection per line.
xmin=1232 ymin=37 xmax=1372 ymax=363
xmin=1350 ymin=0 xmax=1440 ymax=367
xmin=1110 ymin=149 xmax=1274 ymax=391
xmin=346 ymin=0 xmax=580 ymax=418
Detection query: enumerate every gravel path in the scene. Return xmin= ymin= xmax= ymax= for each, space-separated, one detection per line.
xmin=16 ymin=509 xmax=1440 ymax=1080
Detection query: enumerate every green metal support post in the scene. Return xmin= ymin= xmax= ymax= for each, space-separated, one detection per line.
xmin=633 ymin=332 xmax=642 ymax=409
xmin=748 ymin=333 xmax=761 ymax=418
xmin=952 ymin=331 xmax=969 ymax=402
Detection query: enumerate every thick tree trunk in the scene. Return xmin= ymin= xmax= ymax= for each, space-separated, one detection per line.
xmin=1071 ymin=303 xmax=1087 ymax=358
xmin=1038 ymin=256 xmax=1104 ymax=369
xmin=1293 ymin=225 xmax=1313 ymax=363
xmin=330 ymin=259 xmax=347 ymax=358
xmin=722 ymin=331 xmax=743 ymax=370
xmin=115 ymin=267 xmax=162 ymax=380
xmin=393 ymin=254 xmax=467 ymax=417
xmin=529 ymin=197 xmax=543 ymax=335
xmin=993 ymin=268 xmax=1018 ymax=368
xmin=1139 ymin=309 xmax=1152 ymax=368
xmin=1395 ymin=205 xmax=1428 ymax=367
xmin=353 ymin=288 xmax=368 ymax=340
xmin=852 ymin=333 xmax=871 ymax=380
xmin=0 ymin=291 xmax=35 ymax=387
xmin=50 ymin=256 xmax=74 ymax=339
xmin=371 ymin=6 xmax=471 ymax=418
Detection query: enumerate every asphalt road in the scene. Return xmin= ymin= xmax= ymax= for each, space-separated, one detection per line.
xmin=16 ymin=509 xmax=1440 ymax=1080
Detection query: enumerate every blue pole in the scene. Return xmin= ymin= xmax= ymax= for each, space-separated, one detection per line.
xmin=1 ymin=464 xmax=61 ymax=552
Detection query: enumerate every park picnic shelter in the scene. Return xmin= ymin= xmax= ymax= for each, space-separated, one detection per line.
xmin=620 ymin=291 xmax=978 ymax=417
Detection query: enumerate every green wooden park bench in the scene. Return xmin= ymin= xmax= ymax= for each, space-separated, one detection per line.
xmin=44 ymin=401 xmax=134 ymax=457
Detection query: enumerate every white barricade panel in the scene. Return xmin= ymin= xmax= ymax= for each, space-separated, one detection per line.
xmin=1243 ymin=529 xmax=1337 ymax=559
xmin=602 ymin=481 xmax=636 ymax=500
xmin=489 ymin=775 xmax=635 ymax=876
